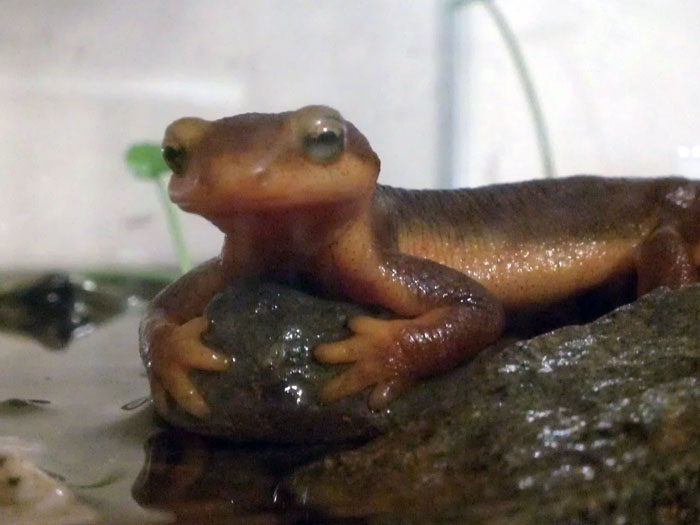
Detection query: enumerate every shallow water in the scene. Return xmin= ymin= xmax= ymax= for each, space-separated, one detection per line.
xmin=0 ymin=273 xmax=359 ymax=523
xmin=2 ymin=273 xmax=700 ymax=523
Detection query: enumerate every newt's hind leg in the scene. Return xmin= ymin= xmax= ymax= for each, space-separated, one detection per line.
xmin=636 ymin=225 xmax=699 ymax=295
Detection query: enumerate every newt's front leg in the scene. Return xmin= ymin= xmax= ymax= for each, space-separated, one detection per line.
xmin=315 ymin=252 xmax=506 ymax=408
xmin=140 ymin=258 xmax=231 ymax=418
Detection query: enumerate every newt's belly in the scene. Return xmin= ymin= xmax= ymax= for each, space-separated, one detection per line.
xmin=400 ymin=235 xmax=640 ymax=309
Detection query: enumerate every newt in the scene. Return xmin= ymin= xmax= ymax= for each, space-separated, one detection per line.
xmin=140 ymin=105 xmax=700 ymax=418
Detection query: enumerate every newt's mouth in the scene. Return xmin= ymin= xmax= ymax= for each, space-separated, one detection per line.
xmin=167 ymin=190 xmax=196 ymax=210
xmin=168 ymin=173 xmax=203 ymax=210
xmin=173 ymin=201 xmax=197 ymax=212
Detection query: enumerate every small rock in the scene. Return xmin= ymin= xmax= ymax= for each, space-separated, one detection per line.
xmin=0 ymin=452 xmax=98 ymax=525
xmin=159 ymin=280 xmax=399 ymax=442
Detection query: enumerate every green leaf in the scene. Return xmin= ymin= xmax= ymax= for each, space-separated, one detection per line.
xmin=125 ymin=143 xmax=169 ymax=180
xmin=123 ymin=142 xmax=192 ymax=274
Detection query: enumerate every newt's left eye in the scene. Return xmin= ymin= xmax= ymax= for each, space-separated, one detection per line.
xmin=302 ymin=117 xmax=345 ymax=163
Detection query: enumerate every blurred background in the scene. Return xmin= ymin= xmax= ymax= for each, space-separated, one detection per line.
xmin=1 ymin=0 xmax=699 ymax=269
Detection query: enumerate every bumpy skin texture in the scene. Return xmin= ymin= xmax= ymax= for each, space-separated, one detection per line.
xmin=140 ymin=105 xmax=700 ymax=418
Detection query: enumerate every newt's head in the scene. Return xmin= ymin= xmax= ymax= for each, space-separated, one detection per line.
xmin=162 ymin=106 xmax=380 ymax=221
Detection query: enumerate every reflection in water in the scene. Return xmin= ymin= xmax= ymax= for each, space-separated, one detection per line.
xmin=132 ymin=430 xmax=356 ymax=524
xmin=0 ymin=398 xmax=50 ymax=409
xmin=0 ymin=271 xmax=171 ymax=349
xmin=0 ymin=273 xmax=125 ymax=348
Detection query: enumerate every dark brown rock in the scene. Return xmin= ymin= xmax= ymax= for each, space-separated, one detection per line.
xmin=160 ymin=280 xmax=401 ymax=442
xmin=286 ymin=284 xmax=700 ymax=522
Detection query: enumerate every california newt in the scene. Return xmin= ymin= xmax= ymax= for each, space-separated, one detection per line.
xmin=140 ymin=105 xmax=700 ymax=418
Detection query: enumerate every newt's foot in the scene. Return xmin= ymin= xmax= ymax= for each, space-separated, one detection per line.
xmin=149 ymin=316 xmax=229 ymax=418
xmin=315 ymin=316 xmax=413 ymax=409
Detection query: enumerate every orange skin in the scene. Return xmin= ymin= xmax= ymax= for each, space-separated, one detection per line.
xmin=140 ymin=105 xmax=700 ymax=418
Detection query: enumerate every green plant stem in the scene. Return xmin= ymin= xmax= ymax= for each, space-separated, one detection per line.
xmin=156 ymin=175 xmax=192 ymax=273
xmin=480 ymin=0 xmax=556 ymax=179
xmin=447 ymin=0 xmax=556 ymax=180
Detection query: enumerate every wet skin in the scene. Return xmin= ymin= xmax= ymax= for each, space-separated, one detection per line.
xmin=140 ymin=105 xmax=700 ymax=418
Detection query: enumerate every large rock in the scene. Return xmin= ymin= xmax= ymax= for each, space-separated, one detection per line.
xmin=286 ymin=284 xmax=700 ymax=522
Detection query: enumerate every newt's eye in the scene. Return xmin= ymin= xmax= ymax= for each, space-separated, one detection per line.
xmin=302 ymin=118 xmax=345 ymax=163
xmin=162 ymin=145 xmax=186 ymax=175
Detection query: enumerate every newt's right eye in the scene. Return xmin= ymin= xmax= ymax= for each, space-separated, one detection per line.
xmin=162 ymin=145 xmax=186 ymax=175
xmin=302 ymin=117 xmax=346 ymax=164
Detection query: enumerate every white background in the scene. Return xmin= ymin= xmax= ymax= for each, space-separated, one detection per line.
xmin=1 ymin=1 xmax=699 ymax=268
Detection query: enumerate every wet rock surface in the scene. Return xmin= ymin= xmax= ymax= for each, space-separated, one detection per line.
xmin=163 ymin=281 xmax=551 ymax=442
xmin=286 ymin=284 xmax=700 ymax=522
xmin=161 ymin=280 xmax=402 ymax=442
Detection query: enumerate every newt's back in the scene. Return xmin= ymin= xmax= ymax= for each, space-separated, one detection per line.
xmin=373 ymin=176 xmax=700 ymax=308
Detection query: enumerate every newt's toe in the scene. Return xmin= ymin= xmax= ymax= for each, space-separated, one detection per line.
xmin=150 ymin=376 xmax=169 ymax=415
xmin=315 ymin=337 xmax=364 ymax=363
xmin=170 ymin=317 xmax=230 ymax=371
xmin=368 ymin=377 xmax=411 ymax=410
xmin=158 ymin=362 xmax=211 ymax=418
xmin=319 ymin=359 xmax=378 ymax=403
